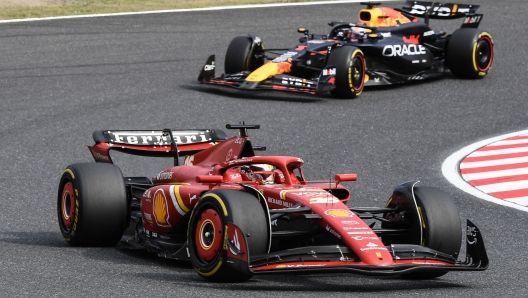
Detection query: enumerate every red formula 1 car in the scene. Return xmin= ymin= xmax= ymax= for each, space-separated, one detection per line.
xmin=57 ymin=124 xmax=488 ymax=282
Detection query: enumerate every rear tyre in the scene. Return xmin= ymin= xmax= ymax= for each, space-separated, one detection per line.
xmin=57 ymin=163 xmax=128 ymax=246
xmin=224 ymin=36 xmax=265 ymax=74
xmin=447 ymin=28 xmax=494 ymax=78
xmin=327 ymin=46 xmax=365 ymax=99
xmin=188 ymin=189 xmax=268 ymax=282
xmin=383 ymin=185 xmax=462 ymax=279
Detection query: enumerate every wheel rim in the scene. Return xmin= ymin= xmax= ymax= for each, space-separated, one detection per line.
xmin=350 ymin=54 xmax=365 ymax=91
xmin=195 ymin=208 xmax=223 ymax=262
xmin=475 ymin=36 xmax=493 ymax=71
xmin=60 ymin=182 xmax=75 ymax=231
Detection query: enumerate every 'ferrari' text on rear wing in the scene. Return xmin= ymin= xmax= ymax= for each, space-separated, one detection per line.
xmin=88 ymin=129 xmax=227 ymax=163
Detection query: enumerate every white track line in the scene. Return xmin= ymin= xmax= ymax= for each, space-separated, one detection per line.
xmin=0 ymin=0 xmax=394 ymax=23
xmin=442 ymin=129 xmax=528 ymax=213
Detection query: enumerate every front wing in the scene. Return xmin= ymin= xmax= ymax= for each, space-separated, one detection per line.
xmin=197 ymin=55 xmax=336 ymax=96
xmin=227 ymin=219 xmax=488 ymax=276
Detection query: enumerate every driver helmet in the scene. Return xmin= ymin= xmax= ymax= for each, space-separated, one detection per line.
xmin=249 ymin=164 xmax=275 ymax=183
xmin=350 ymin=27 xmax=366 ymax=39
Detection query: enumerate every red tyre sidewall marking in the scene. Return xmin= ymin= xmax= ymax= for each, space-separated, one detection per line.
xmin=476 ymin=36 xmax=493 ymax=72
xmin=195 ymin=208 xmax=223 ymax=261
xmin=61 ymin=182 xmax=75 ymax=229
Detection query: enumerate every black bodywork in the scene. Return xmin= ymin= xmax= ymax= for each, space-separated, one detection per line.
xmin=197 ymin=1 xmax=488 ymax=94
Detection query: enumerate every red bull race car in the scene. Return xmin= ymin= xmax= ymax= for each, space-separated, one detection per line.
xmin=198 ymin=1 xmax=494 ymax=99
xmin=58 ymin=123 xmax=488 ymax=282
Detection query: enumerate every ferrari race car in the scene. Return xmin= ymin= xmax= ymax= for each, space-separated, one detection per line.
xmin=58 ymin=124 xmax=488 ymax=282
xmin=198 ymin=1 xmax=494 ymax=99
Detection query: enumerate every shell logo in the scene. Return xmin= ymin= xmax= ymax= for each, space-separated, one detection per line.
xmin=325 ymin=209 xmax=354 ymax=218
xmin=153 ymin=190 xmax=171 ymax=227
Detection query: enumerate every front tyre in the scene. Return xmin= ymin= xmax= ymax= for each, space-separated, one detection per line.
xmin=224 ymin=36 xmax=265 ymax=74
xmin=57 ymin=163 xmax=128 ymax=246
xmin=187 ymin=189 xmax=268 ymax=282
xmin=327 ymin=46 xmax=365 ymax=99
xmin=447 ymin=28 xmax=494 ymax=78
xmin=383 ymin=184 xmax=462 ymax=279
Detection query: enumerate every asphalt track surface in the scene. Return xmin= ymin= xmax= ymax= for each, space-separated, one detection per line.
xmin=0 ymin=0 xmax=526 ymax=297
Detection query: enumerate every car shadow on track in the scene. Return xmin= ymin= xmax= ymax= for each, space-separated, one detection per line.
xmin=132 ymin=269 xmax=468 ymax=292
xmin=0 ymin=231 xmax=67 ymax=248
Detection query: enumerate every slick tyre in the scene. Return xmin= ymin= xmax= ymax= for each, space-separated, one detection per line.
xmin=327 ymin=46 xmax=365 ymax=99
xmin=224 ymin=36 xmax=265 ymax=74
xmin=57 ymin=163 xmax=128 ymax=246
xmin=383 ymin=185 xmax=462 ymax=279
xmin=447 ymin=28 xmax=494 ymax=78
xmin=188 ymin=189 xmax=268 ymax=282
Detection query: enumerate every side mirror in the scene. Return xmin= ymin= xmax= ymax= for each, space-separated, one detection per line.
xmin=196 ymin=175 xmax=223 ymax=184
xmin=335 ymin=174 xmax=357 ymax=185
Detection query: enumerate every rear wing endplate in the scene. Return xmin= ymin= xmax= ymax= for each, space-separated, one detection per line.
xmin=88 ymin=129 xmax=227 ymax=164
xmin=401 ymin=1 xmax=480 ymax=21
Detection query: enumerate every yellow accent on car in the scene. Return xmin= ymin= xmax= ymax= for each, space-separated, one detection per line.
xmin=203 ymin=193 xmax=228 ymax=216
xmin=196 ymin=258 xmax=224 ymax=277
xmin=174 ymin=185 xmax=190 ymax=213
xmin=417 ymin=206 xmax=426 ymax=229
xmin=246 ymin=63 xmax=281 ymax=82
xmin=63 ymin=169 xmax=75 ymax=179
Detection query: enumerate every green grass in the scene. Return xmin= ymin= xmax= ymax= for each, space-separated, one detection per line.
xmin=0 ymin=0 xmax=316 ymax=20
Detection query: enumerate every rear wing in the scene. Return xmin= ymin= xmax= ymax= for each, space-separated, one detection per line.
xmin=400 ymin=1 xmax=482 ymax=27
xmin=88 ymin=129 xmax=227 ymax=164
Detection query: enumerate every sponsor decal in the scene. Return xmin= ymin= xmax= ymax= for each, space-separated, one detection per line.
xmin=226 ymin=149 xmax=233 ymax=161
xmin=271 ymin=219 xmax=278 ymax=226
xmin=366 ymin=242 xmax=378 ymax=247
xmin=229 ymin=228 xmax=241 ymax=255
xmin=423 ymin=30 xmax=434 ymax=36
xmin=408 ymin=76 xmax=424 ymax=80
xmin=347 ymin=231 xmax=375 ymax=235
xmin=184 ymin=155 xmax=194 ymax=165
xmin=92 ymin=152 xmax=109 ymax=161
xmin=281 ymin=77 xmax=314 ymax=87
xmin=188 ymin=194 xmax=197 ymax=204
xmin=376 ymin=252 xmax=383 ymax=258
xmin=351 ymin=236 xmax=379 ymax=241
xmin=154 ymin=171 xmax=174 ymax=180
xmin=403 ymin=34 xmax=420 ymax=44
xmin=409 ymin=4 xmax=471 ymax=16
xmin=272 ymin=51 xmax=297 ymax=62
xmin=467 ymin=225 xmax=477 ymax=244
xmin=290 ymin=191 xmax=329 ymax=197
xmin=343 ymin=226 xmax=369 ymax=230
xmin=143 ymin=190 xmax=151 ymax=198
xmin=267 ymin=197 xmax=293 ymax=207
xmin=204 ymin=61 xmax=215 ymax=71
xmin=143 ymin=213 xmax=152 ymax=222
xmin=109 ymin=131 xmax=209 ymax=146
xmin=341 ymin=220 xmax=360 ymax=225
xmin=322 ymin=68 xmax=336 ymax=76
xmin=381 ymin=32 xmax=391 ymax=38
xmin=308 ymin=40 xmax=326 ymax=44
xmin=325 ymin=209 xmax=354 ymax=218
xmin=464 ymin=15 xmax=481 ymax=24
xmin=276 ymin=264 xmax=326 ymax=268
xmin=227 ymin=158 xmax=253 ymax=166
xmin=229 ymin=173 xmax=241 ymax=180
xmin=382 ymin=44 xmax=426 ymax=57
xmin=360 ymin=246 xmax=388 ymax=251
xmin=153 ymin=189 xmax=171 ymax=227
xmin=326 ymin=225 xmax=342 ymax=239
xmin=310 ymin=197 xmax=340 ymax=204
